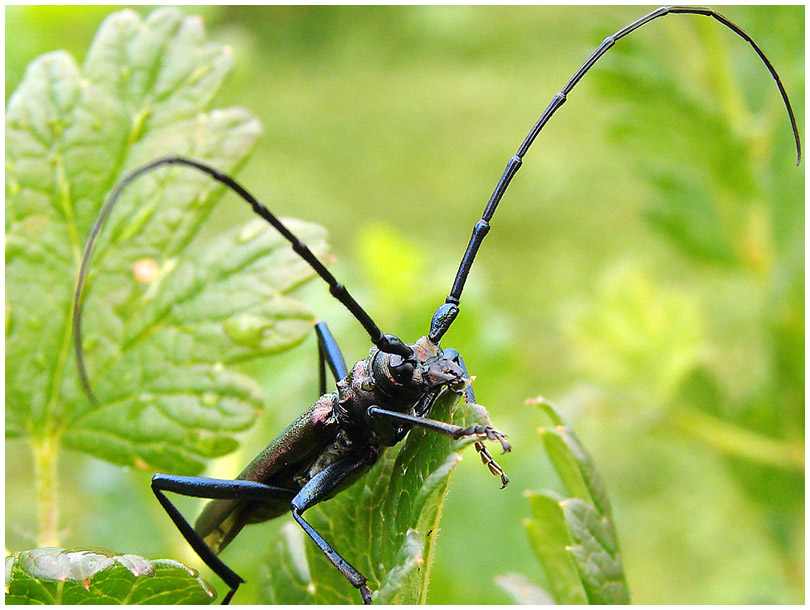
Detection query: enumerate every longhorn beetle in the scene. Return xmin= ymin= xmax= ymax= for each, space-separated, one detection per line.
xmin=73 ymin=6 xmax=801 ymax=605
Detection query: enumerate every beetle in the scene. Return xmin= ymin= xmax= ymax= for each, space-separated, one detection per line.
xmin=72 ymin=5 xmax=801 ymax=605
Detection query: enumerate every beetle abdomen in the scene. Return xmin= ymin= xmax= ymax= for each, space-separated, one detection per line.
xmin=194 ymin=394 xmax=341 ymax=553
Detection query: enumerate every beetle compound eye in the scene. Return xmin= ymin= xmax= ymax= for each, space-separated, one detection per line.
xmin=390 ymin=358 xmax=415 ymax=384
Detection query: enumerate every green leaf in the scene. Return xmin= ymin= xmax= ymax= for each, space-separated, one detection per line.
xmin=5 ymin=548 xmax=215 ymax=604
xmin=524 ymin=399 xmax=630 ymax=604
xmin=524 ymin=492 xmax=589 ymax=605
xmin=561 ymin=498 xmax=628 ymax=604
xmin=494 ymin=573 xmax=555 ymax=604
xmin=63 ymin=217 xmax=327 ymax=473
xmin=535 ymin=399 xmax=613 ymax=519
xmin=5 ymin=8 xmax=328 ymax=473
xmin=258 ymin=390 xmax=504 ymax=604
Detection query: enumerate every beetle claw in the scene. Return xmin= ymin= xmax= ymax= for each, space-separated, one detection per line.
xmin=481 ymin=425 xmax=511 ymax=454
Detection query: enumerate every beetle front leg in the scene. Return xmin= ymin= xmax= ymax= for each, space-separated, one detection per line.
xmin=472 ymin=441 xmax=510 ymax=489
xmin=442 ymin=348 xmax=510 ymax=487
xmin=290 ymin=454 xmax=375 ymax=604
xmin=368 ymin=407 xmax=510 ymax=488
xmin=368 ymin=406 xmax=510 ymax=452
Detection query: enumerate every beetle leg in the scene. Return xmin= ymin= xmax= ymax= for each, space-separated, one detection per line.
xmin=440 ymin=349 xmax=511 ymax=484
xmin=441 ymin=348 xmax=476 ymax=404
xmin=369 ymin=407 xmax=510 ymax=451
xmin=474 ymin=441 xmax=510 ymax=489
xmin=151 ymin=474 xmax=296 ymax=605
xmin=290 ymin=454 xmax=375 ymax=604
xmin=368 ymin=406 xmax=511 ymax=490
xmin=455 ymin=422 xmax=512 ymax=453
xmin=315 ymin=321 xmax=347 ymax=396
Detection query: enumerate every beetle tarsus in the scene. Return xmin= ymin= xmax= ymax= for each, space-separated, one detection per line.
xmin=474 ymin=440 xmax=510 ymax=488
xmin=360 ymin=584 xmax=373 ymax=605
xmin=456 ymin=424 xmax=511 ymax=454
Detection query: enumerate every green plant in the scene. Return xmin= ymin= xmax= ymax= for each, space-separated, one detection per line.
xmin=5 ymin=549 xmax=215 ymax=604
xmin=498 ymin=398 xmax=630 ymax=604
xmin=5 ymin=7 xmax=315 ymax=602
xmin=566 ymin=20 xmax=804 ymax=596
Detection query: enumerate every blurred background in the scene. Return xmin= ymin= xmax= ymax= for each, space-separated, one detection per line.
xmin=6 ymin=5 xmax=804 ymax=604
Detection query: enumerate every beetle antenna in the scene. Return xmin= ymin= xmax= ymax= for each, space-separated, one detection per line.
xmin=74 ymin=157 xmax=410 ymax=403
xmin=429 ymin=5 xmax=802 ymax=344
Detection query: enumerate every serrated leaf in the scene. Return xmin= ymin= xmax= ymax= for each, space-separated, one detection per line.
xmin=5 ymin=548 xmax=215 ymax=604
xmin=524 ymin=399 xmax=630 ymax=604
xmin=561 ymin=498 xmax=628 ymax=604
xmin=5 ymin=8 xmax=328 ymax=474
xmin=538 ymin=430 xmax=593 ymax=509
xmin=259 ymin=389 xmax=505 ymax=604
xmin=63 ymin=217 xmax=327 ymax=473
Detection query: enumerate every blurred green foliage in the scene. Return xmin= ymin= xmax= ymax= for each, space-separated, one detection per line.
xmin=516 ymin=399 xmax=629 ymax=605
xmin=6 ymin=5 xmax=804 ymax=604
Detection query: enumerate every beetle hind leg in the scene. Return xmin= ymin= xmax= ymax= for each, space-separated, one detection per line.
xmin=151 ymin=474 xmax=296 ymax=604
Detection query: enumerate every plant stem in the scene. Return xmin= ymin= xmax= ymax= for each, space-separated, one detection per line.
xmin=33 ymin=435 xmax=60 ymax=547
xmin=667 ymin=405 xmax=804 ymax=472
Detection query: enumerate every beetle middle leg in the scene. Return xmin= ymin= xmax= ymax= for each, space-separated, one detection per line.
xmin=315 ymin=321 xmax=348 ymax=395
xmin=151 ymin=474 xmax=297 ymax=604
xmin=290 ymin=453 xmax=376 ymax=604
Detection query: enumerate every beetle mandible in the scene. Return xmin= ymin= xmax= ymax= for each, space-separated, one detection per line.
xmin=73 ymin=6 xmax=801 ymax=605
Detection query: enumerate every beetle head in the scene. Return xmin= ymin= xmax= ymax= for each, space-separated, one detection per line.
xmin=372 ymin=336 xmax=465 ymax=400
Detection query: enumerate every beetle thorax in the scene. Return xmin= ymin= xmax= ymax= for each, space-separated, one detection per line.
xmin=336 ymin=336 xmax=464 ymax=421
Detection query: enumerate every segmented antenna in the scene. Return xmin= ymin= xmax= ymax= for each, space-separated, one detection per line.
xmin=429 ymin=5 xmax=802 ymax=344
xmin=74 ymin=157 xmax=410 ymax=403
